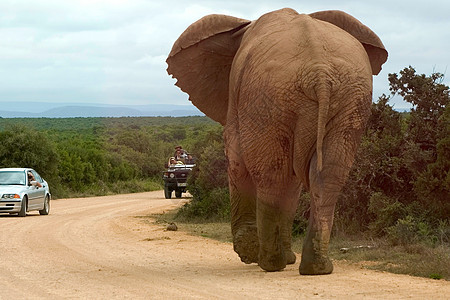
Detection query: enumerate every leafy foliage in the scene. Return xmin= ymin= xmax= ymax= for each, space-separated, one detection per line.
xmin=177 ymin=127 xmax=230 ymax=221
xmin=413 ymin=104 xmax=450 ymax=220
xmin=389 ymin=66 xmax=448 ymax=152
xmin=337 ymin=67 xmax=449 ymax=245
xmin=0 ymin=116 xmax=220 ymax=198
xmin=0 ymin=124 xmax=59 ymax=184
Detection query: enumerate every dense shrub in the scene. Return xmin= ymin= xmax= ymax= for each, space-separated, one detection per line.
xmin=176 ymin=129 xmax=230 ymax=221
xmin=336 ymin=67 xmax=449 ymax=244
xmin=386 ymin=215 xmax=439 ymax=247
xmin=0 ymin=124 xmax=59 ymax=184
xmin=413 ymin=104 xmax=450 ymax=221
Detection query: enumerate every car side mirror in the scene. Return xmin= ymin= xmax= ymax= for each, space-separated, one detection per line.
xmin=164 ymin=163 xmax=169 ymax=168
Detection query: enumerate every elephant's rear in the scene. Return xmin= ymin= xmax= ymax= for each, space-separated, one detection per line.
xmin=230 ymin=9 xmax=373 ymax=189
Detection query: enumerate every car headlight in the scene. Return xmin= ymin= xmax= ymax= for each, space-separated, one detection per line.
xmin=169 ymin=173 xmax=175 ymax=178
xmin=1 ymin=194 xmax=21 ymax=199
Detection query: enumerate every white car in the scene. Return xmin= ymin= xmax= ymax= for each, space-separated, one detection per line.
xmin=0 ymin=168 xmax=51 ymax=217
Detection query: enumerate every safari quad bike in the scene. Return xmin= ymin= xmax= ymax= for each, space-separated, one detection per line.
xmin=162 ymin=160 xmax=195 ymax=199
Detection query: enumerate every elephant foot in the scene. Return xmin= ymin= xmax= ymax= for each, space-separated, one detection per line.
xmin=299 ymin=255 xmax=333 ymax=275
xmin=258 ymin=249 xmax=286 ymax=272
xmin=285 ymin=249 xmax=296 ymax=265
xmin=233 ymin=225 xmax=259 ymax=264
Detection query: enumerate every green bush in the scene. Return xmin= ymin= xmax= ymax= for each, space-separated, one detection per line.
xmin=0 ymin=124 xmax=59 ymax=184
xmin=413 ymin=104 xmax=450 ymax=221
xmin=387 ymin=216 xmax=434 ymax=246
xmin=437 ymin=220 xmax=450 ymax=244
xmin=176 ymin=131 xmax=230 ymax=222
xmin=368 ymin=192 xmax=406 ymax=236
xmin=337 ymin=67 xmax=449 ymax=240
xmin=177 ymin=187 xmax=230 ymax=221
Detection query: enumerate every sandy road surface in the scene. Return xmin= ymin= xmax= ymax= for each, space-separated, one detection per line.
xmin=0 ymin=191 xmax=448 ymax=299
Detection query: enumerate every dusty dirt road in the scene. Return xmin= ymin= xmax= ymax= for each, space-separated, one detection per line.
xmin=0 ymin=191 xmax=448 ymax=299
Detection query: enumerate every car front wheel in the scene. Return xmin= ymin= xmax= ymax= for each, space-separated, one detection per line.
xmin=18 ymin=196 xmax=27 ymax=217
xmin=39 ymin=195 xmax=50 ymax=215
xmin=164 ymin=186 xmax=172 ymax=199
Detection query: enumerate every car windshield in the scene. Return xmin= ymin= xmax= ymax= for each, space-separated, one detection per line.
xmin=0 ymin=171 xmax=26 ymax=185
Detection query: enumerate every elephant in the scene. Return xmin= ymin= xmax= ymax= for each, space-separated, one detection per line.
xmin=166 ymin=8 xmax=388 ymax=275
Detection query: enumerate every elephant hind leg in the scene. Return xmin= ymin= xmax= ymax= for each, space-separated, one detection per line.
xmin=256 ymin=184 xmax=300 ymax=271
xmin=299 ymin=152 xmax=346 ymax=275
xmin=230 ymin=177 xmax=259 ymax=264
xmin=299 ymin=215 xmax=334 ymax=275
xmin=300 ymin=120 xmax=366 ymax=275
xmin=234 ymin=185 xmax=299 ymax=268
xmin=228 ymin=149 xmax=259 ymax=263
xmin=257 ymin=208 xmax=297 ymax=270
xmin=257 ymin=209 xmax=297 ymax=269
xmin=257 ymin=201 xmax=287 ymax=271
xmin=299 ymin=173 xmax=337 ymax=274
xmin=233 ymin=225 xmax=258 ymax=264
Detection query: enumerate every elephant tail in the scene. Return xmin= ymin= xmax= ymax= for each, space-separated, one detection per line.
xmin=315 ymin=79 xmax=331 ymax=172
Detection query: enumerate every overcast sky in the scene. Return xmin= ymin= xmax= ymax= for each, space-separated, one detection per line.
xmin=1 ymin=0 xmax=449 ymax=110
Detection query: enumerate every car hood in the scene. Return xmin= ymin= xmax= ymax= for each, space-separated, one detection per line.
xmin=0 ymin=185 xmax=27 ymax=195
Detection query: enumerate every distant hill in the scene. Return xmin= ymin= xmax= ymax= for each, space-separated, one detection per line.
xmin=0 ymin=102 xmax=203 ymax=118
xmin=0 ymin=101 xmax=410 ymax=118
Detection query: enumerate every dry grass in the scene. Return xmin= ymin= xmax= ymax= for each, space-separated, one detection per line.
xmin=149 ymin=209 xmax=449 ymax=281
xmin=331 ymin=240 xmax=449 ymax=280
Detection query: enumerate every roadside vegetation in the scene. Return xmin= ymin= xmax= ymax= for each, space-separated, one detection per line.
xmin=0 ymin=116 xmax=220 ymax=198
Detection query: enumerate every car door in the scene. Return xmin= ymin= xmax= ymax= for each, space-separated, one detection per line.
xmin=27 ymin=170 xmax=45 ymax=209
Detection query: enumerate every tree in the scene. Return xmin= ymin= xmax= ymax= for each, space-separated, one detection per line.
xmin=338 ymin=67 xmax=449 ymax=234
xmin=414 ymin=104 xmax=450 ymax=220
xmin=389 ymin=67 xmax=449 ymax=221
xmin=389 ymin=66 xmax=449 ymax=153
xmin=0 ymin=124 xmax=58 ymax=181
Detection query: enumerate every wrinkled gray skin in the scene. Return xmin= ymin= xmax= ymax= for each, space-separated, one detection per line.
xmin=167 ymin=8 xmax=387 ymax=275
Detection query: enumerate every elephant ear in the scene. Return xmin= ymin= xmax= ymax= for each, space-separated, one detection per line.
xmin=310 ymin=10 xmax=388 ymax=75
xmin=167 ymin=15 xmax=251 ymax=125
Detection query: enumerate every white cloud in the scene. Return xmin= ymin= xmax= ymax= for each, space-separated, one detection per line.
xmin=0 ymin=0 xmax=449 ymax=107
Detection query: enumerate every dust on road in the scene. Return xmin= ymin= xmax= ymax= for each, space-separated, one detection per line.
xmin=0 ymin=191 xmax=448 ymax=299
